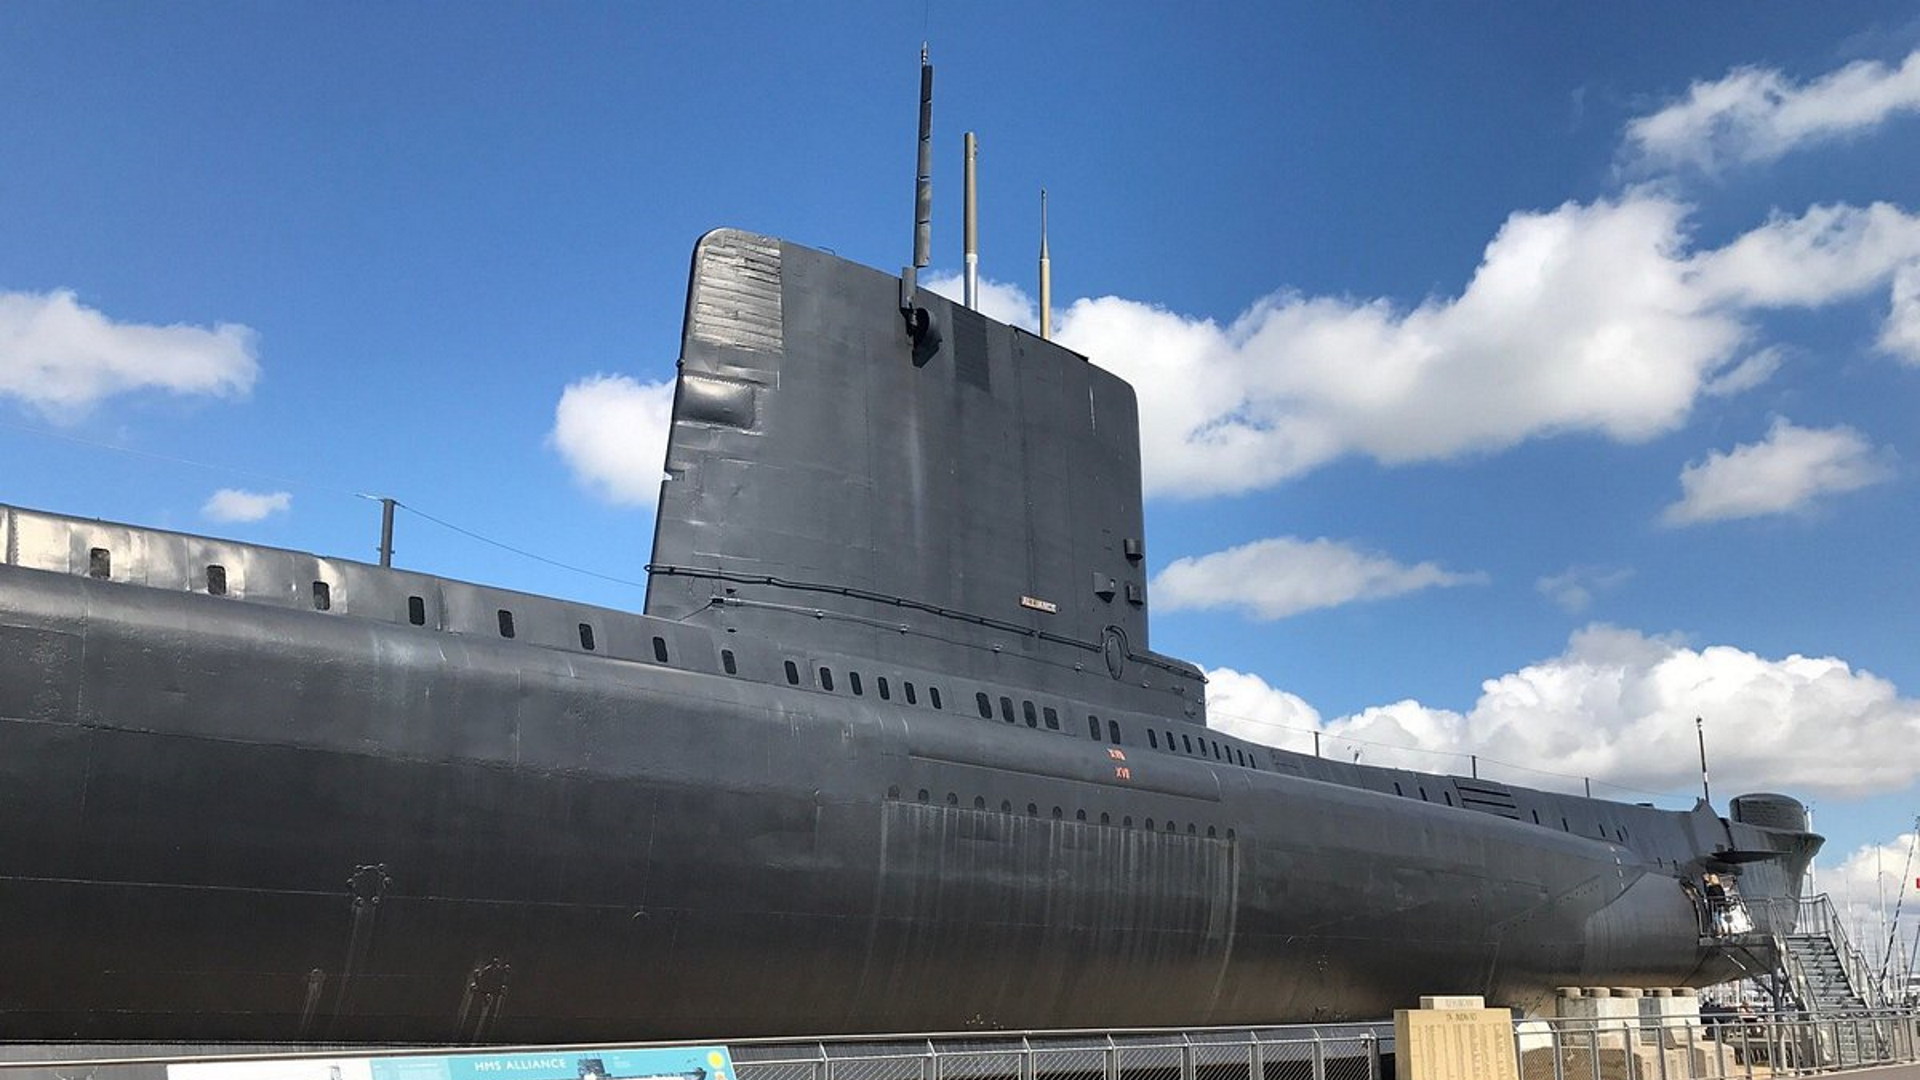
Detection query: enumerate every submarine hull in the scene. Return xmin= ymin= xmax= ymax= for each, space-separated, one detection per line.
xmin=1 ymin=566 xmax=1762 ymax=1044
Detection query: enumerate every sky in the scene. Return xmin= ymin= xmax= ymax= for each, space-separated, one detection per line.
xmin=6 ymin=3 xmax=1920 ymax=971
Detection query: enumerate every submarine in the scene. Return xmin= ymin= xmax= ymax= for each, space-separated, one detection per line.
xmin=0 ymin=62 xmax=1819 ymax=1049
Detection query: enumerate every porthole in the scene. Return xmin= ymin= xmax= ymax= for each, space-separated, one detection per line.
xmin=652 ymin=636 xmax=669 ymax=663
xmin=929 ymin=687 xmax=943 ymax=710
xmin=917 ymin=789 xmax=930 ymax=803
xmin=1182 ymin=734 xmax=1193 ymax=754
xmin=1207 ymin=826 xmax=1217 ymax=838
xmin=312 ymin=581 xmax=332 ymax=611
xmin=1088 ymin=716 xmax=1101 ymax=739
xmin=497 ymin=610 xmax=516 ymax=638
xmin=849 ymin=671 xmax=863 ymax=696
xmin=999 ymin=696 xmax=1015 ymax=723
xmin=1122 ymin=816 xmax=1133 ymax=829
xmin=88 ymin=547 xmax=111 ymax=579
xmin=579 ymin=623 xmax=597 ymax=651
xmin=946 ymin=792 xmax=959 ymax=806
xmin=1108 ymin=719 xmax=1122 ymax=745
xmin=877 ymin=677 xmax=890 ymax=700
xmin=1076 ymin=810 xmax=1087 ymax=822
xmin=1144 ymin=818 xmax=1155 ymax=830
xmin=784 ymin=660 xmax=800 ymax=685
xmin=1051 ymin=806 xmax=1063 ymax=819
xmin=904 ymin=682 xmax=918 ymax=705
xmin=206 ymin=565 xmax=227 ymax=596
xmin=1001 ymin=799 xmax=1012 ymax=813
xmin=1100 ymin=812 xmax=1111 ymax=825
xmin=820 ymin=667 xmax=835 ymax=692
xmin=1022 ymin=700 xmax=1038 ymax=727
xmin=973 ymin=796 xmax=986 ymax=810
xmin=976 ymin=692 xmax=993 ymax=719
xmin=886 ymin=785 xmax=900 ymax=800
xmin=1043 ymin=706 xmax=1059 ymax=730
xmin=721 ymin=648 xmax=736 ymax=674
xmin=408 ymin=595 xmax=426 ymax=626
xmin=1149 ymin=730 xmax=1159 ymax=750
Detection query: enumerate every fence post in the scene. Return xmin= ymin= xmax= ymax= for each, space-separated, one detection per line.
xmin=1251 ymin=1033 xmax=1265 ymax=1080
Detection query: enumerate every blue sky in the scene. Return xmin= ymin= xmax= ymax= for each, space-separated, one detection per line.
xmin=6 ymin=4 xmax=1920 ymax=952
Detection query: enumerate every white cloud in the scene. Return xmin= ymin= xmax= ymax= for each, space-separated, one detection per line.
xmin=1536 ymin=565 xmax=1634 ymax=614
xmin=1663 ymin=418 xmax=1894 ymax=525
xmin=550 ymin=374 xmax=676 ymax=509
xmin=201 ymin=488 xmax=291 ymax=523
xmin=923 ymin=270 xmax=1039 ymax=331
xmin=1152 ymin=536 xmax=1485 ymax=620
xmin=1820 ymin=835 xmax=1920 ymax=969
xmin=1623 ymin=50 xmax=1920 ymax=173
xmin=1031 ymin=194 xmax=1920 ymax=499
xmin=0 ymin=289 xmax=258 ymax=416
xmin=1692 ymin=203 xmax=1920 ymax=308
xmin=1207 ymin=625 xmax=1920 ymax=800
xmin=1882 ymin=263 xmax=1920 ymax=365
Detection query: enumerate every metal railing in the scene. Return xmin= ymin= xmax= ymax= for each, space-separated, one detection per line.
xmin=4 ymin=1009 xmax=1920 ymax=1080
xmin=728 ymin=1027 xmax=1384 ymax=1080
xmin=1523 ymin=1009 xmax=1920 ymax=1080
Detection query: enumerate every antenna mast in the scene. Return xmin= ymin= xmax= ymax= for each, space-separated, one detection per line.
xmin=1038 ymin=188 xmax=1052 ymax=340
xmin=963 ymin=132 xmax=978 ymax=308
xmin=913 ymin=44 xmax=933 ymax=270
xmin=1696 ymin=716 xmax=1710 ymax=805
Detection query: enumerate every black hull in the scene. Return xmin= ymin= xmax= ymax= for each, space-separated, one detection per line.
xmin=1 ymin=569 xmax=1762 ymax=1044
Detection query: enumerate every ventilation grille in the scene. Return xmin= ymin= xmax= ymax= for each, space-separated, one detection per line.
xmin=689 ymin=231 xmax=782 ymax=354
xmin=1454 ymin=779 xmax=1522 ymax=819
xmin=951 ymin=306 xmax=990 ymax=390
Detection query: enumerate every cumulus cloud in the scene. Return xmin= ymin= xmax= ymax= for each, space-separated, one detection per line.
xmin=1017 ymin=194 xmax=1920 ymax=499
xmin=0 ymin=289 xmax=258 ymax=416
xmin=1153 ymin=536 xmax=1484 ymax=621
xmin=1536 ymin=565 xmax=1634 ymax=614
xmin=550 ymin=374 xmax=676 ymax=508
xmin=1207 ymin=625 xmax=1920 ymax=799
xmin=1663 ymin=418 xmax=1894 ymax=525
xmin=1820 ymin=835 xmax=1920 ymax=966
xmin=1882 ymin=263 xmax=1920 ymax=365
xmin=202 ymin=488 xmax=291 ymax=523
xmin=1623 ymin=49 xmax=1920 ymax=173
xmin=923 ymin=271 xmax=1039 ymax=331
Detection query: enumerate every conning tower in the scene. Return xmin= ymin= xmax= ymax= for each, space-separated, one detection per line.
xmin=645 ymin=229 xmax=1203 ymax=715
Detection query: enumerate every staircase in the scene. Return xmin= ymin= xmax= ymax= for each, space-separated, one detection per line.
xmin=1773 ymin=895 xmax=1890 ymax=1067
xmin=1783 ymin=932 xmax=1871 ymax=1011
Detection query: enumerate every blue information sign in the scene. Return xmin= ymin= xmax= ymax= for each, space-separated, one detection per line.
xmin=370 ymin=1047 xmax=736 ymax=1080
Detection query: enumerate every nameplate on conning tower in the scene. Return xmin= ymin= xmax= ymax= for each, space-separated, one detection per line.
xmin=1020 ymin=596 xmax=1058 ymax=614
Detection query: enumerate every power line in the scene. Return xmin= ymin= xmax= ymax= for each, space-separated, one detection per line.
xmin=1205 ymin=705 xmax=1690 ymax=804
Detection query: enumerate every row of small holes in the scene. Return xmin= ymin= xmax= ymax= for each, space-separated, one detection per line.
xmin=1146 ymin=726 xmax=1258 ymax=771
xmin=794 ymin=663 xmax=946 ymax=711
xmin=884 ymin=786 xmax=1234 ymax=838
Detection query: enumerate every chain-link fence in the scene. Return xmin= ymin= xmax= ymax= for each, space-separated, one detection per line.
xmin=726 ymin=1027 xmax=1382 ymax=1080
xmin=1522 ymin=1008 xmax=1920 ymax=1080
xmin=6 ymin=1009 xmax=1920 ymax=1080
